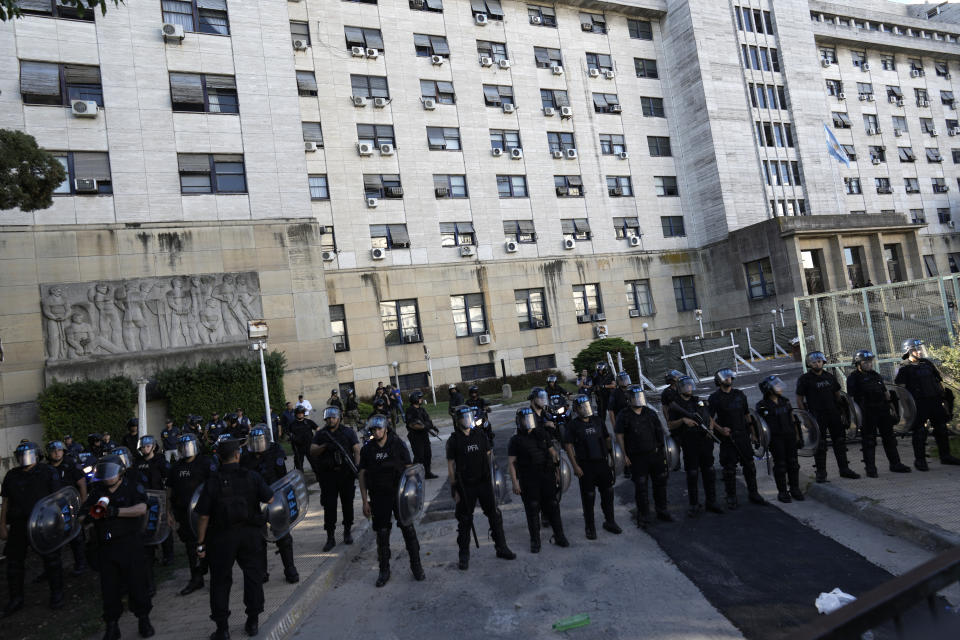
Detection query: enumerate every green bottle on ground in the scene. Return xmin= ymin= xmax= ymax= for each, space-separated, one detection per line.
xmin=552 ymin=614 xmax=590 ymax=631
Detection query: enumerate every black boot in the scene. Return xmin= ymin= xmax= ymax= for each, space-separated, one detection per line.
xmin=548 ymin=507 xmax=570 ymax=548
xmin=745 ymin=471 xmax=766 ymax=505
xmin=244 ymin=615 xmax=258 ymax=637
xmin=210 ymin=621 xmax=230 ymax=640
xmin=685 ymin=469 xmax=700 ymax=513
xmin=490 ymin=511 xmax=516 ymax=560
xmin=863 ymin=445 xmax=878 ymax=478
xmin=723 ymin=471 xmax=738 ymax=510
xmin=814 ymin=450 xmax=828 ymax=483
xmin=653 ymin=481 xmax=673 ymax=522
xmin=526 ymin=508 xmax=541 ymax=553
xmin=343 ymin=525 xmax=353 ymax=545
xmin=457 ymin=517 xmax=472 ymax=570
xmin=883 ymin=437 xmax=910 ymax=473
xmin=278 ymin=538 xmax=299 ymax=584
xmin=703 ymin=469 xmax=724 ymax=514
xmin=788 ymin=468 xmax=804 ymax=501
xmin=837 ymin=449 xmax=861 ymax=479
xmin=599 ymin=488 xmax=621 ymax=534
xmin=581 ymin=487 xmax=597 ymax=539
xmin=400 ymin=525 xmax=425 ymax=581
xmin=138 ymin=616 xmax=155 ymax=638
xmin=322 ymin=531 xmax=336 ymax=552
xmin=103 ymin=620 xmax=122 ymax=640
xmin=180 ymin=568 xmax=204 ymax=596
xmin=935 ymin=432 xmax=960 ymax=465
xmin=775 ymin=474 xmax=791 ymax=503
xmin=375 ymin=529 xmax=391 ymax=587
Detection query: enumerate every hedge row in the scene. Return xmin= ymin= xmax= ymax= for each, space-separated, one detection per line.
xmin=38 ymin=376 xmax=137 ymax=443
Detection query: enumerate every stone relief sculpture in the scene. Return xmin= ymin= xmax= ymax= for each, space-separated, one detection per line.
xmin=40 ymin=272 xmax=262 ymax=361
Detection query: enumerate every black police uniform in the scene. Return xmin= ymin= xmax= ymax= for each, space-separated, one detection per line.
xmin=240 ymin=444 xmax=298 ymax=582
xmin=168 ymin=453 xmax=217 ymax=593
xmin=328 ymin=396 xmax=343 ymax=411
xmin=359 ymin=431 xmax=424 ymax=581
xmin=136 ymin=452 xmax=173 ymax=585
xmin=195 ymin=462 xmax=272 ymax=631
xmin=614 ymin=406 xmax=668 ymax=522
xmin=66 ymin=440 xmax=84 ymax=459
xmin=310 ymin=425 xmax=359 ymax=542
xmin=660 ymin=386 xmax=680 ymax=409
xmin=468 ymin=396 xmax=495 ymax=444
xmin=122 ymin=432 xmax=140 ymax=453
xmin=508 ymin=426 xmax=566 ymax=550
xmin=667 ymin=395 xmax=718 ymax=509
xmin=796 ymin=369 xmax=853 ymax=477
xmin=847 ymin=369 xmax=907 ymax=473
xmin=592 ymin=369 xmax=614 ymax=425
xmin=607 ymin=386 xmax=630 ymax=424
xmin=83 ymin=475 xmax=152 ymax=626
xmin=756 ymin=395 xmax=801 ymax=497
xmin=287 ymin=416 xmax=318 ymax=472
xmin=50 ymin=456 xmax=88 ymax=574
xmin=895 ymin=358 xmax=957 ymax=466
xmin=161 ymin=425 xmax=180 ymax=458
xmin=565 ymin=414 xmax=617 ymax=531
xmin=708 ymin=387 xmax=761 ymax=504
xmin=1 ymin=463 xmax=63 ymax=612
xmin=447 ymin=390 xmax=465 ymax=426
xmin=404 ymin=404 xmax=435 ymax=474
xmin=447 ymin=428 xmax=512 ymax=564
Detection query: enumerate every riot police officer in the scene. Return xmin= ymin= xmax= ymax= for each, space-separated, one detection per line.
xmin=544 ymin=375 xmax=569 ymax=400
xmin=207 ymin=412 xmax=227 ymax=438
xmin=467 ymin=385 xmax=495 ymax=445
xmin=404 ymin=391 xmax=438 ymax=478
xmin=83 ymin=453 xmax=154 ymax=639
xmin=606 ymin=371 xmax=632 ymax=428
xmin=135 ymin=435 xmax=172 ymax=595
xmin=660 ymin=370 xmax=684 ymax=410
xmin=327 ymin=389 xmax=343 ymax=411
xmin=895 ymin=339 xmax=960 ymax=470
xmin=614 ymin=387 xmax=673 ymax=527
xmin=847 ymin=350 xmax=911 ymax=476
xmin=241 ymin=426 xmax=299 ymax=584
xmin=47 ymin=440 xmax=89 ymax=575
xmin=529 ymin=387 xmax=560 ymax=443
xmin=756 ymin=376 xmax=804 ymax=502
xmin=796 ymin=351 xmax=860 ymax=482
xmin=447 ymin=384 xmax=465 ymax=427
xmin=447 ymin=405 xmax=516 ymax=570
xmin=167 ymin=433 xmax=217 ymax=596
xmin=592 ymin=362 xmax=615 ymax=426
xmin=309 ymin=408 xmax=361 ymax=552
xmin=161 ymin=418 xmax=180 ymax=463
xmin=369 ymin=396 xmax=393 ymax=430
xmin=121 ymin=419 xmax=140 ymax=452
xmin=507 ymin=408 xmax=569 ymax=552
xmin=709 ymin=369 xmax=765 ymax=509
xmin=344 ymin=389 xmax=360 ymax=428
xmin=667 ymin=376 xmax=724 ymax=518
xmin=64 ymin=434 xmax=83 ymax=459
xmin=0 ymin=442 xmax=63 ymax=618
xmin=88 ymin=432 xmax=105 ymax=458
xmin=287 ymin=406 xmax=318 ymax=472
xmin=565 ymin=395 xmax=622 ymax=538
xmin=196 ymin=439 xmax=274 ymax=639
xmin=358 ymin=415 xmax=426 ymax=587
xmin=234 ymin=408 xmax=252 ymax=434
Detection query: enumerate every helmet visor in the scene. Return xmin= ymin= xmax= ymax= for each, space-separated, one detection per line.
xmin=617 ymin=372 xmax=632 ymax=387
xmin=177 ymin=436 xmax=199 ymax=459
xmin=532 ymin=390 xmax=548 ymax=409
xmin=323 ymin=407 xmax=341 ymax=422
xmin=575 ymin=397 xmax=593 ymax=418
xmin=768 ymin=376 xmax=786 ymax=395
xmin=628 ymin=386 xmax=646 ymax=407
xmin=457 ymin=408 xmax=476 ymax=429
xmin=247 ymin=430 xmax=268 ymax=453
xmin=15 ymin=446 xmax=38 ymax=467
xmin=716 ymin=369 xmax=735 ymax=386
xmin=678 ymin=378 xmax=696 ymax=395
xmin=94 ymin=460 xmax=123 ymax=483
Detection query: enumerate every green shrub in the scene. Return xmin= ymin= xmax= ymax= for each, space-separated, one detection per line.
xmin=572 ymin=338 xmax=639 ymax=382
xmin=156 ymin=351 xmax=286 ymax=426
xmin=38 ymin=376 xmax=137 ymax=443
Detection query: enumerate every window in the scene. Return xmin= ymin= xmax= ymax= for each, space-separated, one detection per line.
xmin=497 ymin=176 xmax=528 ymax=198
xmin=434 ymin=175 xmax=468 ymax=198
xmin=661 ymin=216 xmax=685 ymax=237
xmin=411 ymin=0 xmax=443 ymax=13
xmin=296 ymin=71 xmax=318 ymax=97
xmin=370 ymin=224 xmax=411 ymax=249
xmin=483 ymin=84 xmax=514 ymax=107
xmin=628 ymin=18 xmax=652 ymax=40
xmin=357 ymin=124 xmax=395 ymax=148
xmin=939 ymin=208 xmax=952 ymax=224
xmin=634 ymin=58 xmax=658 ymax=79
xmin=910 ymin=208 xmax=926 ymax=224
xmin=381 ymin=299 xmax=421 ymax=345
xmin=547 ymin=131 xmax=576 ymax=153
xmin=461 ymin=363 xmax=496 ymax=381
xmin=344 ymin=26 xmax=384 ymax=51
xmin=905 ymin=178 xmax=920 ymax=194
xmin=540 ymin=89 xmax=570 ymax=110
xmin=561 ymin=218 xmax=591 ymax=241
xmin=440 ymin=222 xmax=476 ymax=246
xmin=599 ymin=134 xmax=626 ymax=155
xmin=857 ymin=82 xmax=873 ymax=98
xmin=178 ymin=154 xmax=245 ymax=194
xmin=844 ymin=246 xmax=867 ymax=288
xmin=647 ymin=136 xmax=671 ymax=157
xmin=672 ymin=276 xmax=698 ymax=312
xmin=942 ymin=91 xmax=955 ymax=107
xmin=308 ymin=175 xmax=329 ymax=200
xmin=881 ymin=54 xmax=895 ymax=71
xmin=490 ymin=129 xmax=521 ymax=151
xmin=844 ymin=177 xmax=862 ymax=194
xmin=420 ymin=80 xmax=456 ymax=104
xmin=515 ymin=289 xmax=549 ymax=330
xmin=917 ymin=87 xmax=931 ymax=105
xmin=953 ymin=149 xmax=960 ymax=164
xmin=820 ymin=47 xmax=837 ymax=64
xmin=451 ymin=293 xmax=487 ymax=337
xmin=49 ymin=151 xmax=112 ymax=195
xmin=503 ymin=219 xmax=536 ymax=243
xmin=884 ymin=243 xmax=904 ymax=282
xmin=586 ymin=53 xmax=613 ymax=72
xmin=606 ymin=176 xmax=632 ymax=197
xmin=892 ymin=115 xmax=908 ymax=133
xmin=330 ymin=305 xmax=349 ymax=352
xmin=592 ymin=93 xmax=620 ymax=114
xmin=573 ymin=284 xmax=602 ymax=317
xmin=477 ymin=40 xmax=508 ymax=63
xmin=534 ymin=47 xmax=563 ymax=69
xmin=162 ymin=0 xmax=229 ymax=35
xmin=863 ymin=113 xmax=879 ymax=133
xmin=842 ymin=145 xmax=857 ymax=161
xmin=869 ymin=145 xmax=885 ymax=163
xmin=364 ymin=174 xmax=403 ymax=199
xmin=625 ymin=280 xmax=654 ymax=316
xmin=20 ymin=61 xmax=102 ymax=106
xmin=927 ymin=148 xmax=943 ymax=163
xmin=527 ymin=4 xmax=556 ymax=27
xmin=290 ymin=21 xmax=310 ymax=46
xmin=554 ymin=175 xmax=584 ymax=197
xmin=654 ymin=176 xmax=678 ymax=197
xmin=524 ymin=354 xmax=557 ymax=372
xmin=851 ymin=51 xmax=867 ymax=68
xmin=318 ymin=224 xmax=338 ymax=251
xmin=427 ymin=127 xmax=461 ymax=151
xmin=415 ymin=33 xmax=450 ymax=58
xmin=826 ymin=79 xmax=842 ymax=97
xmin=397 ymin=372 xmax=430 ymax=391
xmin=579 ymin=12 xmax=606 ymax=33
xmin=899 ymin=147 xmax=916 ymax=163
xmin=742 ymin=45 xmax=780 ymax=71
xmin=933 ymin=177 xmax=948 ymax=193
xmin=613 ymin=217 xmax=640 ymax=239
xmin=921 ymin=118 xmax=936 ymax=134
xmin=744 ymin=258 xmax=775 ymax=299
xmin=924 ymin=255 xmax=939 ymax=277
xmin=641 ymin=96 xmax=664 ymax=117
xmin=802 ymin=250 xmax=826 ymax=294
xmin=302 ymin=122 xmax=324 ymax=146
xmin=472 ymin=0 xmax=504 ymax=20
xmin=910 ymin=58 xmax=924 ymax=75
xmin=736 ymin=7 xmax=774 ymax=34
xmin=18 ymin=0 xmax=96 ymax=20
xmin=351 ymin=74 xmax=389 ymax=99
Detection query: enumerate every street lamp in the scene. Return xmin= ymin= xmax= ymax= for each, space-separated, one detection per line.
xmin=771 ymin=308 xmax=784 ymax=328
xmin=248 ymin=319 xmax=274 ymax=443
xmin=641 ymin=322 xmax=650 ymax=348
xmin=694 ymin=309 xmax=704 ymax=338
xmin=391 ymin=360 xmax=400 ymax=391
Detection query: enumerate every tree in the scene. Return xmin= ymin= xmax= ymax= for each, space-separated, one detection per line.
xmin=572 ymin=337 xmax=640 ymax=383
xmin=1 ymin=0 xmax=121 ymax=21
xmin=0 ymin=129 xmax=67 ymax=212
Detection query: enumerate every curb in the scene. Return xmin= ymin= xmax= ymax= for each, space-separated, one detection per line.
xmin=807 ymin=482 xmax=960 ymax=553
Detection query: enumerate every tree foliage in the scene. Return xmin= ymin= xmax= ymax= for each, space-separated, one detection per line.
xmin=1 ymin=0 xmax=121 ymax=21
xmin=572 ymin=337 xmax=640 ymax=382
xmin=0 ymin=129 xmax=67 ymax=212
xmin=38 ymin=376 xmax=137 ymax=443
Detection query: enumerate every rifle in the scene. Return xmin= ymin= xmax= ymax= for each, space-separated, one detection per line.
xmin=318 ymin=429 xmax=359 ymax=476
xmin=667 ymin=401 xmax=721 ymax=443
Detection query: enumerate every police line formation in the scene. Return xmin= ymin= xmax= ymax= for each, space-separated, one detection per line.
xmin=2 ymin=338 xmax=958 ymax=640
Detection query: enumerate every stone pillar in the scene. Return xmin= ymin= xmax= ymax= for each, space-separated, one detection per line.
xmin=137 ymin=377 xmax=148 ymax=438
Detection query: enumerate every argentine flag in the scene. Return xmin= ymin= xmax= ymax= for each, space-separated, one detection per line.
xmin=824 ymin=123 xmax=850 ymax=167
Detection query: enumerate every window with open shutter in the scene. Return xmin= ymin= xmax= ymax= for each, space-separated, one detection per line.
xmin=20 ymin=61 xmax=61 ymax=105
xmin=302 ymin=122 xmax=324 ymax=144
xmin=297 ymin=71 xmax=317 ymax=96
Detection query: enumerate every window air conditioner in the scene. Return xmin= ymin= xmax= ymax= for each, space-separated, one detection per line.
xmin=931 ymin=128 xmax=940 ymax=136
xmin=618 ymin=151 xmax=629 ymax=160
xmin=868 ymin=127 xmax=879 ymax=135
xmin=161 ymin=23 xmax=185 ymax=42
xmin=366 ymin=197 xmax=379 ymax=208
xmin=74 ymin=178 xmax=98 ymax=193
xmin=70 ymin=100 xmax=98 ymax=117
xmin=480 ymin=56 xmax=494 ymax=67
xmin=422 ymin=98 xmax=436 ymax=110
xmin=366 ymin=48 xmax=380 ymax=58
xmin=435 ymin=186 xmax=449 ymax=197
xmin=431 ymin=55 xmax=445 ymax=65
xmin=594 ymin=324 xmax=608 ymax=338
xmin=459 ymin=245 xmax=475 ymax=257
xmin=510 ymin=148 xmax=524 ymax=159
xmin=304 ymin=141 xmax=318 ymax=152
xmin=477 ymin=333 xmax=491 ymax=345
xmin=371 ymin=247 xmax=386 ymax=260
xmin=387 ymin=186 xmax=404 ymax=197
xmin=475 ymin=13 xmax=488 ymax=25
xmin=293 ymin=39 xmax=309 ymax=51
xmin=379 ymin=143 xmax=395 ymax=155
xmin=563 ymin=238 xmax=576 ymax=250
xmin=628 ymin=235 xmax=641 ymax=247
xmin=628 ymin=309 xmax=641 ymax=318
xmin=543 ymin=107 xmax=556 ymax=116
xmin=591 ymin=313 xmax=606 ymax=322
xmin=611 ymin=187 xmax=623 ymax=196
xmin=920 ymin=99 xmax=930 ymax=107
xmin=867 ymin=94 xmax=876 ymax=102
xmin=502 ymin=103 xmax=516 ymax=113
xmin=556 ymin=186 xmax=569 ymax=196
xmin=551 ymin=64 xmax=564 ymax=75
xmin=504 ymin=240 xmax=519 ymax=253
xmin=333 ymin=341 xmax=347 ymax=352
xmin=322 ymin=251 xmax=336 ymax=262
xmin=560 ymin=106 xmax=573 ymax=118
xmin=352 ymin=46 xmax=365 ymax=57
xmin=604 ymin=70 xmax=615 ymax=80
xmin=610 ymin=104 xmax=622 ymax=113
xmin=403 ymin=333 xmax=421 ymax=344
xmin=951 ymin=128 xmax=960 ymax=136
xmin=821 ymin=59 xmax=832 ymax=68
xmin=861 ymin=62 xmax=871 ymax=72
xmin=589 ymin=68 xmax=600 ymax=78
xmin=352 ymin=96 xmax=368 ymax=107
xmin=491 ymin=147 xmax=504 ymax=157
xmin=498 ymin=59 xmax=511 ymax=69
xmin=871 ymin=157 xmax=881 ymax=165
xmin=373 ymin=97 xmax=389 ymax=108
xmin=552 ymin=150 xmax=564 ymax=159
xmin=894 ymin=128 xmax=903 ymax=137
xmin=531 ymin=15 xmax=542 ymax=25
xmin=357 ymin=143 xmax=374 ymax=156
xmin=581 ymin=22 xmax=593 ymax=32
xmin=566 ymin=148 xmax=578 ymax=159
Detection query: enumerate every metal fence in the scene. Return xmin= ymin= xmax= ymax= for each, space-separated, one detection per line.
xmin=794 ymin=275 xmax=960 ymax=383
